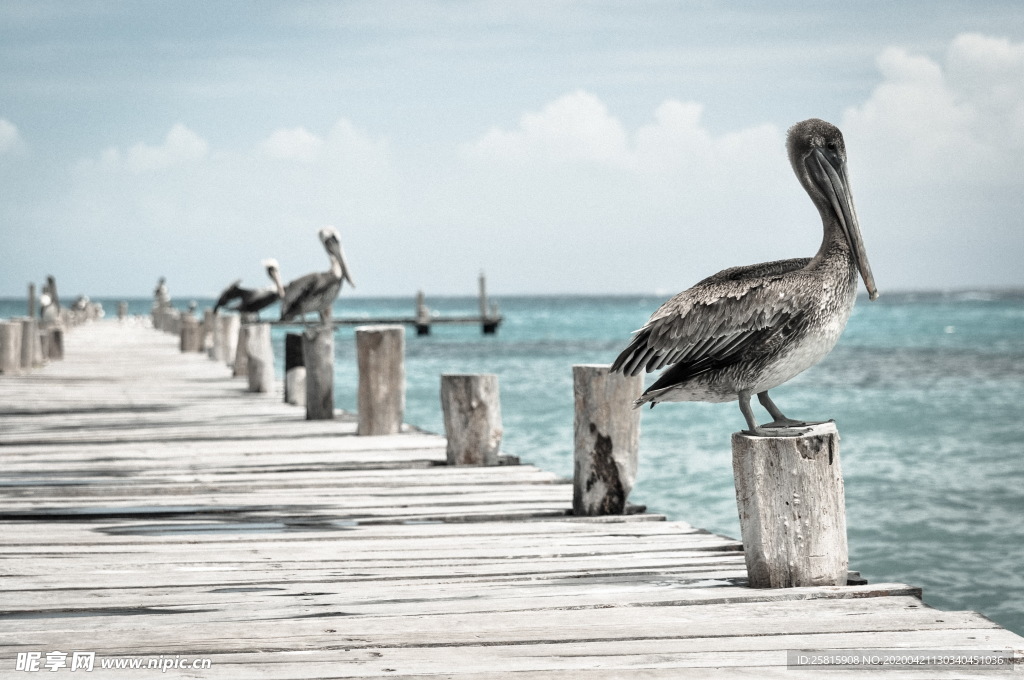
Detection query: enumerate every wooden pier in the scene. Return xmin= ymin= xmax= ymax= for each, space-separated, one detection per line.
xmin=1 ymin=320 xmax=1021 ymax=678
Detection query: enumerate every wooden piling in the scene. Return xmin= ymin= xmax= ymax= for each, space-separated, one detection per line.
xmin=356 ymin=325 xmax=404 ymax=436
xmin=441 ymin=374 xmax=502 ymax=466
xmin=207 ymin=312 xmax=223 ymax=360
xmin=0 ymin=321 xmax=23 ymax=374
xmin=220 ymin=314 xmax=240 ymax=367
xmin=26 ymin=318 xmax=44 ymax=367
xmin=302 ymin=326 xmax=334 ymax=419
xmin=732 ymin=422 xmax=848 ymax=588
xmin=45 ymin=327 xmax=63 ymax=361
xmin=19 ymin=318 xmax=39 ymax=369
xmin=572 ymin=364 xmax=642 ymax=516
xmin=284 ymin=333 xmax=306 ymax=406
xmin=179 ymin=316 xmax=203 ymax=353
xmin=232 ymin=325 xmax=250 ymax=377
xmin=27 ymin=283 xmax=36 ymax=318
xmin=479 ymin=272 xmax=498 ymax=334
xmin=245 ymin=323 xmax=274 ymax=393
xmin=164 ymin=309 xmax=181 ymax=335
xmin=415 ymin=290 xmax=431 ymax=336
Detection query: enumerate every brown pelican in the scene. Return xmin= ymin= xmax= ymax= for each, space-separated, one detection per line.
xmin=611 ymin=119 xmax=878 ymax=436
xmin=213 ymin=259 xmax=285 ymax=316
xmin=279 ymin=226 xmax=354 ymax=324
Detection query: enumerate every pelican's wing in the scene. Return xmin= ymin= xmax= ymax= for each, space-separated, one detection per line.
xmin=611 ymin=258 xmax=812 ymax=378
xmin=213 ymin=280 xmax=244 ymax=313
xmin=279 ymin=273 xmax=319 ymax=320
xmin=239 ymin=287 xmax=280 ymax=314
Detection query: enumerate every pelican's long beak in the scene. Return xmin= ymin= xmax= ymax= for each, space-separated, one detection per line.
xmin=326 ymin=237 xmax=355 ymax=288
xmin=808 ymin=148 xmax=879 ymax=300
xmin=264 ymin=260 xmax=286 ymax=299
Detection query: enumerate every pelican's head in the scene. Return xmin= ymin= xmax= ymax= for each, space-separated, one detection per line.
xmin=262 ymin=258 xmax=285 ymax=298
xmin=787 ymin=119 xmax=878 ymax=301
xmin=318 ymin=226 xmax=355 ymax=288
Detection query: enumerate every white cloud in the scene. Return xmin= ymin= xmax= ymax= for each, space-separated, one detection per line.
xmin=447 ymin=92 xmax=797 ymax=294
xmin=839 ymin=33 xmax=1024 ymax=290
xmin=463 ymin=92 xmax=781 ymax=179
xmin=261 ymin=126 xmax=323 ymax=162
xmin=842 ymin=33 xmax=1024 ymax=186
xmin=65 ymin=117 xmax=398 ymax=294
xmin=0 ymin=118 xmax=24 ymax=154
xmin=465 ymin=90 xmax=631 ymax=165
xmin=260 ymin=119 xmax=389 ymax=170
xmin=91 ymin=123 xmax=209 ymax=174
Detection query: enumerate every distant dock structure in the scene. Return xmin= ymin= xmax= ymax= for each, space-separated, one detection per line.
xmin=277 ymin=272 xmax=503 ymax=336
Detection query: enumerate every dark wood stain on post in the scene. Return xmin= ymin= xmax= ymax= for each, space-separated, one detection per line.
xmin=580 ymin=423 xmax=625 ymax=515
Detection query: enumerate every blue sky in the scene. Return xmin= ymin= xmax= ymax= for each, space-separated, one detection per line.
xmin=2 ymin=1 xmax=1024 ymax=298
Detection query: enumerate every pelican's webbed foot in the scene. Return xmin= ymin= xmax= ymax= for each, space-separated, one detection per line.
xmin=738 ymin=391 xmax=833 ymax=437
xmin=743 ymin=425 xmax=811 ymax=438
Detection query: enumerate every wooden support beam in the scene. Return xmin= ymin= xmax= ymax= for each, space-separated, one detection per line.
xmin=245 ymin=323 xmax=274 ymax=393
xmin=572 ymin=364 xmax=642 ymax=516
xmin=0 ymin=321 xmax=23 ymax=375
xmin=219 ymin=314 xmax=240 ymax=367
xmin=232 ymin=325 xmax=250 ymax=377
xmin=732 ymin=422 xmax=848 ymax=588
xmin=284 ymin=333 xmax=306 ymax=406
xmin=302 ymin=326 xmax=334 ymax=420
xmin=415 ymin=290 xmax=431 ymax=336
xmin=356 ymin=325 xmax=405 ymax=436
xmin=45 ymin=327 xmax=63 ymax=361
xmin=27 ymin=318 xmax=44 ymax=368
xmin=19 ymin=318 xmax=39 ymax=369
xmin=179 ymin=316 xmax=203 ymax=353
xmin=441 ymin=374 xmax=503 ymax=466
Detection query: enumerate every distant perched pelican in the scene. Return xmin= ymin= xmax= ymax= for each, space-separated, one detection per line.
xmin=279 ymin=227 xmax=354 ymax=324
xmin=611 ymin=119 xmax=878 ymax=436
xmin=213 ymin=259 xmax=285 ymax=316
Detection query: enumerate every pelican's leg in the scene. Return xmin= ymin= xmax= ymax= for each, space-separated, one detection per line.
xmin=318 ymin=307 xmax=332 ymax=327
xmin=756 ymin=391 xmax=830 ymax=432
xmin=738 ymin=390 xmax=760 ymax=435
xmin=739 ymin=390 xmax=811 ymax=437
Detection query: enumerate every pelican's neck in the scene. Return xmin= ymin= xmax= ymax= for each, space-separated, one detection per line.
xmin=806 ymin=212 xmax=853 ymax=272
xmin=329 ymin=254 xmax=342 ymax=280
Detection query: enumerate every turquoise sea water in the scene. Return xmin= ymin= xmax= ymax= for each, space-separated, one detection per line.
xmin=2 ymin=291 xmax=1022 ymax=635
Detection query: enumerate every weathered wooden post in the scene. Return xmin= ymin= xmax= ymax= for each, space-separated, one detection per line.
xmin=302 ymin=326 xmax=334 ymax=419
xmin=478 ymin=272 xmax=498 ymax=334
xmin=356 ymin=325 xmax=404 ymax=435
xmin=27 ymin=283 xmax=36 ymax=318
xmin=20 ymin=318 xmax=40 ymax=369
xmin=245 ymin=323 xmax=274 ymax=393
xmin=220 ymin=314 xmax=240 ymax=367
xmin=441 ymin=374 xmax=502 ymax=465
xmin=118 ymin=301 xmax=128 ymax=321
xmin=180 ymin=315 xmax=203 ymax=353
xmin=207 ymin=312 xmax=223 ymax=360
xmin=25 ymin=318 xmax=44 ymax=367
xmin=284 ymin=333 xmax=306 ymax=406
xmin=415 ymin=290 xmax=431 ymax=336
xmin=164 ymin=309 xmax=180 ymax=335
xmin=46 ymin=327 xmax=63 ymax=361
xmin=572 ymin=364 xmax=642 ymax=516
xmin=233 ymin=325 xmax=251 ymax=377
xmin=0 ymin=321 xmax=23 ymax=374
xmin=732 ymin=422 xmax=848 ymax=588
